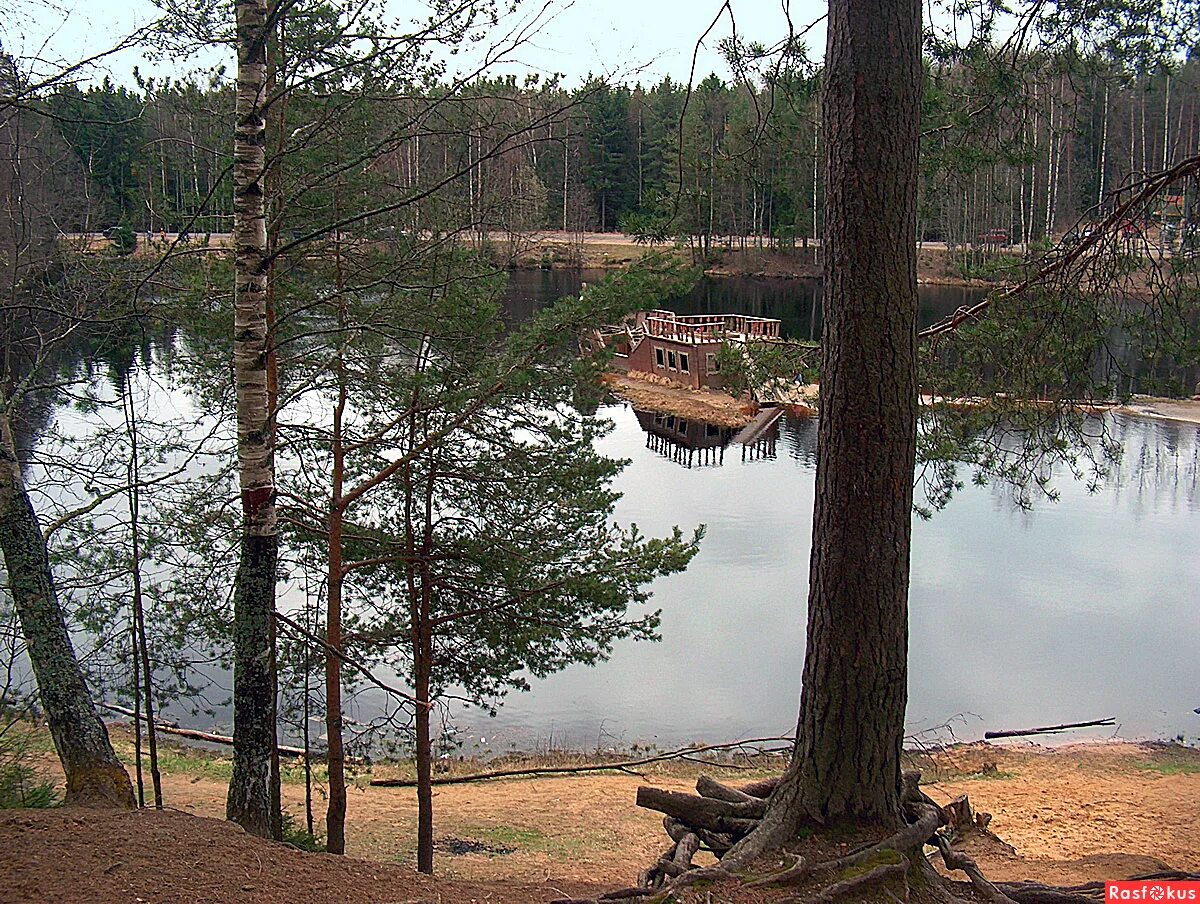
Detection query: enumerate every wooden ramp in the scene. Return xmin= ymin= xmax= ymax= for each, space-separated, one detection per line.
xmin=733 ymin=406 xmax=783 ymax=445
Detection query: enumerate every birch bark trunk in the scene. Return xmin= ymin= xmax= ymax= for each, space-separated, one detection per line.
xmin=225 ymin=0 xmax=281 ymax=841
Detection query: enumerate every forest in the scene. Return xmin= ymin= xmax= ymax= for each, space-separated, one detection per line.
xmin=39 ymin=48 xmax=1200 ymax=253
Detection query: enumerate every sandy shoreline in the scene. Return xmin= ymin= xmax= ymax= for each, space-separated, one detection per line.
xmin=12 ymin=736 xmax=1198 ymax=892
xmin=1115 ymin=395 xmax=1200 ymax=425
xmin=604 ymin=370 xmax=1200 ymax=430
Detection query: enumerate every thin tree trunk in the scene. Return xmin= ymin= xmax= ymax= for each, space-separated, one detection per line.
xmin=1162 ymin=73 xmax=1172 ymax=170
xmin=1140 ymin=74 xmax=1148 ymax=174
xmin=0 ymin=414 xmax=134 ymax=808
xmin=1099 ymin=82 xmax=1109 ymax=207
xmin=1045 ymin=86 xmax=1056 ymax=237
xmin=303 ymin=605 xmax=314 ymax=837
xmin=402 ymin=440 xmax=433 ymax=872
xmin=123 ymin=382 xmax=161 ymax=808
xmin=325 ymin=218 xmax=349 ymax=856
xmin=414 ymin=637 xmax=434 ymax=873
xmin=811 ymin=124 xmax=819 ymax=243
xmin=415 ymin=446 xmax=438 ymax=874
xmin=131 ymin=613 xmax=143 ymax=806
xmin=226 ymin=0 xmax=282 ymax=841
xmin=325 ymin=445 xmax=347 ymax=854
xmin=562 ymin=119 xmax=569 ymax=232
xmin=760 ymin=0 xmax=921 ymax=834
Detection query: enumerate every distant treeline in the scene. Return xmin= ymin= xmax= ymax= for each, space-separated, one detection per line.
xmin=42 ymin=51 xmax=1200 ymax=251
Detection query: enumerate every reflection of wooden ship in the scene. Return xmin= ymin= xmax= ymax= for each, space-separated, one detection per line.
xmin=634 ymin=408 xmax=781 ymax=469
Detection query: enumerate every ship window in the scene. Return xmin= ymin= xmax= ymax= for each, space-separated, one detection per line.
xmin=654 ymin=347 xmax=665 ymax=368
xmin=679 ymin=352 xmax=690 ymax=373
xmin=668 ymin=351 xmax=677 ymax=370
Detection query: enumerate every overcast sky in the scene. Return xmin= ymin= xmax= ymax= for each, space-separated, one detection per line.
xmin=8 ymin=0 xmax=828 ymax=90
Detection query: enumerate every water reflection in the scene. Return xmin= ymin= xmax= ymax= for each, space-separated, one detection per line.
xmin=507 ymin=269 xmax=987 ymax=341
xmin=635 ymin=409 xmax=779 ymax=469
xmin=1107 ymin=415 xmax=1200 ymax=514
xmin=440 ymin=405 xmax=1200 ymax=752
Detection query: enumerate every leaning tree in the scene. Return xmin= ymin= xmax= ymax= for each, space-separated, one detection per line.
xmin=0 ymin=46 xmax=136 ymax=809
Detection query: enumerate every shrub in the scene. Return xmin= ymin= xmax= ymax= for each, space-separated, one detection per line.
xmin=0 ymin=717 xmax=59 ymax=809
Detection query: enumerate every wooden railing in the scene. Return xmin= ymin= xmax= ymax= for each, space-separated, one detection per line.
xmin=643 ymin=313 xmax=781 ymax=342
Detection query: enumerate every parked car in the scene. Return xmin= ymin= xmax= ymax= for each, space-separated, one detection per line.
xmin=1063 ymin=222 xmax=1099 ymax=247
xmin=103 ymin=225 xmax=136 ymax=253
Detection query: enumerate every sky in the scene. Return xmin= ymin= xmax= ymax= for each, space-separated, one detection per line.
xmin=6 ymin=0 xmax=828 ymax=91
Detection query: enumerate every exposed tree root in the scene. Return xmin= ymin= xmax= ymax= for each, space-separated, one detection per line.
xmin=548 ymin=770 xmax=1200 ymax=904
xmin=802 ymin=862 xmax=909 ymax=904
xmin=933 ymin=832 xmax=1018 ymax=904
xmin=744 ymin=854 xmax=811 ymax=889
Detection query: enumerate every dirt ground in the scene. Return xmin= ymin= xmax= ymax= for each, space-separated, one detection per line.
xmin=1116 ymin=395 xmax=1200 ymax=425
xmin=0 ymin=807 xmax=603 ymax=904
xmin=7 ymin=739 xmax=1196 ymax=904
xmin=601 ymin=371 xmax=759 ymax=427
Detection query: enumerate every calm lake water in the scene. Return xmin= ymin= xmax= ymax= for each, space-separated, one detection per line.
xmin=431 ymin=403 xmax=1200 ymax=752
xmin=34 ymin=271 xmax=1200 ymax=753
xmin=409 ymin=271 xmax=1200 ymax=751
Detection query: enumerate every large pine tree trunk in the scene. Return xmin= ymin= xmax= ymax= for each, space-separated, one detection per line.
xmin=226 ymin=0 xmax=282 ymax=841
xmin=0 ymin=415 xmax=134 ymax=808
xmin=762 ymin=0 xmax=922 ymax=835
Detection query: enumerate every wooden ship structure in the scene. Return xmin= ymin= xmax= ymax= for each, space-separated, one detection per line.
xmin=586 ymin=309 xmax=783 ymax=391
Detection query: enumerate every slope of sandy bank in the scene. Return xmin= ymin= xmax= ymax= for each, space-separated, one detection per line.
xmin=15 ymin=738 xmax=1198 ymax=894
xmin=1116 ymin=395 xmax=1200 ymax=425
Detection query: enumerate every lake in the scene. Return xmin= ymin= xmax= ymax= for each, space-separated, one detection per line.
xmin=426 ymin=402 xmax=1200 ymax=753
xmin=31 ymin=271 xmax=1200 ymax=754
xmin=406 ymin=272 xmax=1200 ymax=752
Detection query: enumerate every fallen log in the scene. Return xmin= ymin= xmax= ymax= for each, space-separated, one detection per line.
xmin=99 ymin=703 xmax=308 ymax=758
xmin=635 ymin=786 xmax=765 ymax=835
xmin=696 ymin=775 xmax=756 ymax=803
xmin=370 ymin=735 xmax=791 ymax=787
xmin=737 ymin=776 xmax=781 ymax=798
xmin=672 ymin=832 xmax=701 ymax=869
xmin=984 ymin=718 xmax=1115 ymax=740
xmin=666 ymin=816 xmax=733 ymax=855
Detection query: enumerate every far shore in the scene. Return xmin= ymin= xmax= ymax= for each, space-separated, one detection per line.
xmin=68 ymin=228 xmax=1182 ymax=294
xmin=604 ymin=369 xmax=1200 ymax=429
xmin=66 ymin=229 xmax=1007 ymax=289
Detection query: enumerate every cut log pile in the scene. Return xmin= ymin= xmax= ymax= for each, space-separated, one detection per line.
xmin=633 ymin=776 xmax=781 ymax=889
